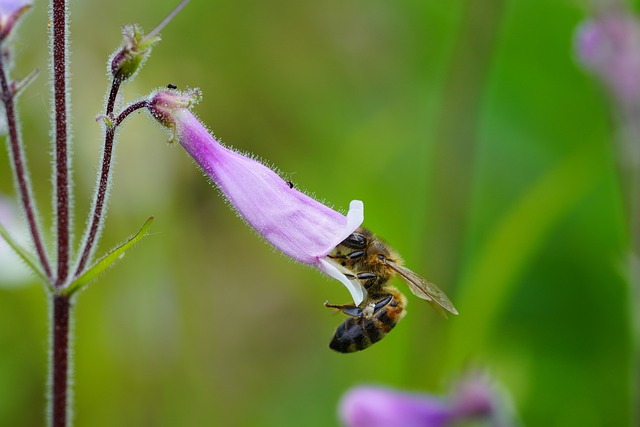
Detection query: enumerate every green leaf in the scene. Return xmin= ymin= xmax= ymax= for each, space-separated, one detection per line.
xmin=445 ymin=146 xmax=604 ymax=367
xmin=62 ymin=217 xmax=154 ymax=296
xmin=0 ymin=222 xmax=51 ymax=290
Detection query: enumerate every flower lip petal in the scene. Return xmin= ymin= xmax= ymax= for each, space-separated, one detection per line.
xmin=319 ymin=199 xmax=364 ymax=258
xmin=319 ymin=258 xmax=366 ymax=306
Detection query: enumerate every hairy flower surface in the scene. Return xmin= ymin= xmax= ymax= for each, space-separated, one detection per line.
xmin=147 ymin=90 xmax=367 ymax=304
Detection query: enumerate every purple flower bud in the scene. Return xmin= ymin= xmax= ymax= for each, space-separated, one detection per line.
xmin=575 ymin=10 xmax=640 ymax=107
xmin=0 ymin=0 xmax=31 ymax=41
xmin=147 ymin=90 xmax=367 ymax=304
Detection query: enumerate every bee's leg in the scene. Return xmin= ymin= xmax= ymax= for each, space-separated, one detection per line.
xmin=328 ymin=250 xmax=365 ymax=261
xmin=355 ymin=272 xmax=379 ymax=288
xmin=339 ymin=272 xmax=379 ymax=289
xmin=324 ymin=301 xmax=363 ymax=318
xmin=372 ymin=294 xmax=393 ymax=311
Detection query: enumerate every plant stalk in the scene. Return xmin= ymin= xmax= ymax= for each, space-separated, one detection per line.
xmin=0 ymin=50 xmax=52 ymax=278
xmin=74 ymin=94 xmax=149 ymax=277
xmin=617 ymin=113 xmax=640 ymax=426
xmin=50 ymin=294 xmax=72 ymax=427
xmin=74 ymin=80 xmax=121 ymax=276
xmin=50 ymin=1 xmax=72 ymax=426
xmin=52 ymin=0 xmax=70 ymax=287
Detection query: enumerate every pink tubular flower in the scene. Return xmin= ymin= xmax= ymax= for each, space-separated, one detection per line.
xmin=147 ymin=89 xmax=367 ymax=305
xmin=0 ymin=0 xmax=31 ymax=41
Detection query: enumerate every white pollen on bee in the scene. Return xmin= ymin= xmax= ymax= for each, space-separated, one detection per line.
xmin=362 ymin=303 xmax=375 ymax=318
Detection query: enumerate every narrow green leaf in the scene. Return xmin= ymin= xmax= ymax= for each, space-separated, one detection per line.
xmin=62 ymin=217 xmax=154 ymax=296
xmin=0 ymin=222 xmax=51 ymax=289
xmin=445 ymin=146 xmax=603 ymax=367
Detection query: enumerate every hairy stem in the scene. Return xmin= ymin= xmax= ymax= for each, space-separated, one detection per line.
xmin=52 ymin=0 xmax=70 ymax=287
xmin=74 ymin=94 xmax=148 ymax=276
xmin=617 ymin=113 xmax=640 ymax=427
xmin=50 ymin=294 xmax=72 ymax=427
xmin=0 ymin=55 xmax=52 ymax=278
xmin=49 ymin=1 xmax=72 ymax=426
xmin=74 ymin=80 xmax=121 ymax=276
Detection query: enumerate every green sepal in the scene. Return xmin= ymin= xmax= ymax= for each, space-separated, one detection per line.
xmin=0 ymin=222 xmax=52 ymax=290
xmin=62 ymin=217 xmax=154 ymax=296
xmin=110 ymin=24 xmax=160 ymax=83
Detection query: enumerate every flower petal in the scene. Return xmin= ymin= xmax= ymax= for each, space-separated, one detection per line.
xmin=318 ymin=257 xmax=365 ymax=306
xmin=339 ymin=386 xmax=453 ymax=427
xmin=173 ymin=108 xmax=363 ymax=263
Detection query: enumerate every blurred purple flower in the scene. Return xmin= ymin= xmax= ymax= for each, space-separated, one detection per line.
xmin=575 ymin=9 xmax=640 ymax=107
xmin=340 ymin=387 xmax=452 ymax=427
xmin=0 ymin=0 xmax=31 ymax=41
xmin=147 ymin=89 xmax=367 ymax=304
xmin=339 ymin=374 xmax=510 ymax=427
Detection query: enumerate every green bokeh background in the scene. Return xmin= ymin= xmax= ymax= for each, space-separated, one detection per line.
xmin=0 ymin=0 xmax=633 ymax=426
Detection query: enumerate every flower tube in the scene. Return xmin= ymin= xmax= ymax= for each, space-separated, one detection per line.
xmin=147 ymin=89 xmax=367 ymax=305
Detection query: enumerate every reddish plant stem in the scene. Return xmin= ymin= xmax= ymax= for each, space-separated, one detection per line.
xmin=52 ymin=0 xmax=70 ymax=287
xmin=0 ymin=56 xmax=52 ymax=278
xmin=50 ymin=1 xmax=71 ymax=426
xmin=74 ymin=80 xmax=121 ymax=276
xmin=51 ymin=294 xmax=71 ymax=427
xmin=74 ymin=94 xmax=148 ymax=276
xmin=114 ymin=100 xmax=149 ymax=127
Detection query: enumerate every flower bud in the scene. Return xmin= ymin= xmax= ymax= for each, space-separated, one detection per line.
xmin=109 ymin=24 xmax=159 ymax=83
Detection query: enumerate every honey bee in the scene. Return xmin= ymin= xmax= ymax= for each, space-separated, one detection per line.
xmin=324 ymin=227 xmax=458 ymax=353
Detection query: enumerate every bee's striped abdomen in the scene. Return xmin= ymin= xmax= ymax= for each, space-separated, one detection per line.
xmin=329 ymin=292 xmax=406 ymax=353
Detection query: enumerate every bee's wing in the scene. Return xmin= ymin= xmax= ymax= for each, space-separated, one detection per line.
xmin=385 ymin=261 xmax=459 ymax=317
